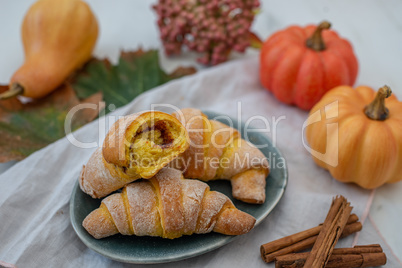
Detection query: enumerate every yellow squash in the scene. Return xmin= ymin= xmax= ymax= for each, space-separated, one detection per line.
xmin=305 ymin=85 xmax=402 ymax=189
xmin=2 ymin=0 xmax=98 ymax=99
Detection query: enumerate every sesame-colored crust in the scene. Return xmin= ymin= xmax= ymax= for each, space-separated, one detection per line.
xmin=82 ymin=168 xmax=256 ymax=239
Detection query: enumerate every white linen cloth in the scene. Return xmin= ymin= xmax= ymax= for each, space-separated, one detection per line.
xmin=0 ymin=57 xmax=400 ymax=267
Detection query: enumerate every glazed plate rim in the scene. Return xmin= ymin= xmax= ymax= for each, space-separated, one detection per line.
xmin=69 ymin=110 xmax=288 ymax=264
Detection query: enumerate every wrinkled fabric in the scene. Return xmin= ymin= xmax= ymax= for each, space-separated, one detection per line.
xmin=0 ymin=57 xmax=400 ymax=267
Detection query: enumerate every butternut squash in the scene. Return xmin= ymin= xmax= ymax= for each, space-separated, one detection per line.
xmin=1 ymin=0 xmax=98 ymax=99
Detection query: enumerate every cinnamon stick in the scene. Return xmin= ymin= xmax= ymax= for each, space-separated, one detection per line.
xmin=303 ymin=195 xmax=352 ymax=268
xmin=275 ymin=244 xmax=386 ymax=268
xmin=260 ymin=214 xmax=361 ymax=263
xmin=331 ymin=244 xmax=383 ymax=255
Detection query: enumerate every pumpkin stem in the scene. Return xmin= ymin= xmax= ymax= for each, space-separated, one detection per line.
xmin=364 ymin=85 xmax=392 ymax=120
xmin=306 ymin=21 xmax=331 ymax=51
xmin=0 ymin=83 xmax=24 ymax=100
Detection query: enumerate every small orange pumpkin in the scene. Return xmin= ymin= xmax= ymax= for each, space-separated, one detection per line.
xmin=260 ymin=21 xmax=358 ymax=110
xmin=305 ymin=85 xmax=402 ymax=189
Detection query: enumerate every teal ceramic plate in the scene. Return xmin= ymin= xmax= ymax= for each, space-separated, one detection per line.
xmin=70 ymin=111 xmax=288 ymax=264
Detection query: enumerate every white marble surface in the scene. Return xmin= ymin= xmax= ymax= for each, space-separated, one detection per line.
xmin=0 ymin=0 xmax=401 ymax=264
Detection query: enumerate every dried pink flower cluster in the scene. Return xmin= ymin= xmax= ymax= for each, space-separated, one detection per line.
xmin=153 ymin=0 xmax=260 ymax=65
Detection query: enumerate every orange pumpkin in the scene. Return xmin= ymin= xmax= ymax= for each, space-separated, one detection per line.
xmin=1 ymin=0 xmax=98 ymax=99
xmin=260 ymin=21 xmax=358 ymax=110
xmin=305 ymin=85 xmax=402 ymax=189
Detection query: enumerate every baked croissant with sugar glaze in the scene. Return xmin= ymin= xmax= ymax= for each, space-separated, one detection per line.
xmin=83 ymin=168 xmax=256 ymax=239
xmin=79 ymin=111 xmax=189 ymax=198
xmin=169 ymin=108 xmax=270 ymax=204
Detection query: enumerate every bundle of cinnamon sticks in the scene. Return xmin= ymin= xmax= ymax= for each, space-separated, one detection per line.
xmin=260 ymin=196 xmax=387 ymax=268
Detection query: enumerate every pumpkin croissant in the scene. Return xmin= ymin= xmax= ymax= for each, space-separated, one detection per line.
xmin=79 ymin=111 xmax=189 ymax=199
xmin=169 ymin=108 xmax=270 ymax=204
xmin=83 ymin=168 xmax=256 ymax=239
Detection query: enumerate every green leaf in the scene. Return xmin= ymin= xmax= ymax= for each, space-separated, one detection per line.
xmin=248 ymin=31 xmax=263 ymax=49
xmin=71 ymin=49 xmax=196 ymax=114
xmin=0 ymin=49 xmax=196 ymax=162
xmin=0 ymin=85 xmax=102 ymax=162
